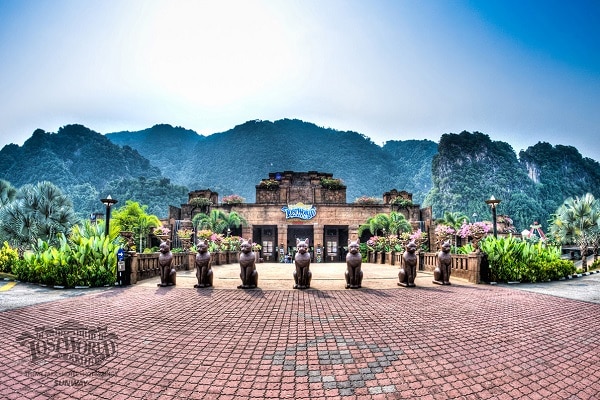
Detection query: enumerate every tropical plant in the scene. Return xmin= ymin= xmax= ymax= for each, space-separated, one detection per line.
xmin=437 ymin=211 xmax=470 ymax=230
xmin=0 ymin=181 xmax=78 ymax=253
xmin=358 ymin=211 xmax=411 ymax=238
xmin=222 ymin=211 xmax=248 ymax=232
xmin=549 ymin=193 xmax=600 ymax=271
xmin=110 ymin=200 xmax=161 ymax=251
xmin=12 ymin=225 xmax=119 ymax=287
xmin=479 ymin=236 xmax=575 ymax=283
xmin=192 ymin=209 xmax=228 ymax=234
xmin=0 ymin=179 xmax=17 ymax=206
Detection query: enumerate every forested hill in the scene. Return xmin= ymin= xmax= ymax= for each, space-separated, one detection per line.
xmin=424 ymin=131 xmax=600 ymax=229
xmin=107 ymin=119 xmax=438 ymax=204
xmin=2 ymin=119 xmax=599 ymax=230
xmin=0 ymin=125 xmax=189 ymax=218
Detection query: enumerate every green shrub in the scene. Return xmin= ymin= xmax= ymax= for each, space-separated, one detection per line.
xmin=480 ymin=236 xmax=573 ymax=283
xmin=0 ymin=241 xmax=19 ymax=273
xmin=16 ymin=229 xmax=118 ymax=287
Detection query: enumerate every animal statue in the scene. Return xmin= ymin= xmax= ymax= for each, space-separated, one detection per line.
xmin=158 ymin=240 xmax=176 ymax=287
xmin=238 ymin=238 xmax=258 ymax=289
xmin=345 ymin=238 xmax=363 ymax=289
xmin=293 ymin=238 xmax=312 ymax=289
xmin=398 ymin=241 xmax=417 ymax=287
xmin=194 ymin=239 xmax=213 ymax=288
xmin=433 ymin=240 xmax=452 ymax=285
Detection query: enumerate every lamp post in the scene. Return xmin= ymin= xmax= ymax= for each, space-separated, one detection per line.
xmin=472 ymin=213 xmax=478 ymax=223
xmin=485 ymin=196 xmax=501 ymax=238
xmin=100 ymin=195 xmax=118 ymax=236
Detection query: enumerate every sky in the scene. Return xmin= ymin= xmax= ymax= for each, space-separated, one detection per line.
xmin=1 ymin=0 xmax=599 ymax=160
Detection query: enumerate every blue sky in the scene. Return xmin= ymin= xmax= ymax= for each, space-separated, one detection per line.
xmin=1 ymin=0 xmax=599 ymax=160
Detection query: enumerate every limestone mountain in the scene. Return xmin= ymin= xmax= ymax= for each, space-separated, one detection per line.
xmin=423 ymin=131 xmax=600 ymax=229
xmin=2 ymin=120 xmax=600 ymax=231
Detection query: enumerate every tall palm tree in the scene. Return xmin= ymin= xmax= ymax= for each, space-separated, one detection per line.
xmin=549 ymin=193 xmax=600 ymax=271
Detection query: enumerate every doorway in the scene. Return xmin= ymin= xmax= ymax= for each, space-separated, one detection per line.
xmin=287 ymin=225 xmax=314 ymax=260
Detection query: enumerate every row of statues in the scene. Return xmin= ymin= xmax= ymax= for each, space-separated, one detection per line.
xmin=156 ymin=237 xmax=453 ymax=289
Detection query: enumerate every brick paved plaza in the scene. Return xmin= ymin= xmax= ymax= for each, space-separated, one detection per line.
xmin=1 ymin=266 xmax=599 ymax=399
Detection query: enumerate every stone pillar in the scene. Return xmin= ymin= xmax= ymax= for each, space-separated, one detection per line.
xmin=187 ymin=253 xmax=196 ymax=271
xmin=130 ymin=252 xmax=138 ymax=284
xmin=468 ymin=252 xmax=483 ymax=283
xmin=313 ymin=223 xmax=323 ymax=253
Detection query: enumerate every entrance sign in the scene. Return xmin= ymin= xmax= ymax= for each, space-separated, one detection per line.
xmin=281 ymin=203 xmax=317 ymax=220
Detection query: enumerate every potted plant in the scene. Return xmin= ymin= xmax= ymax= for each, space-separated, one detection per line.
xmin=258 ymin=179 xmax=279 ymax=190
xmin=222 ymin=194 xmax=245 ymax=205
xmin=320 ymin=177 xmax=344 ymax=190
xmin=177 ymin=228 xmax=193 ymax=251
xmin=354 ymin=196 xmax=381 ymax=205
xmin=153 ymin=227 xmax=171 ymax=241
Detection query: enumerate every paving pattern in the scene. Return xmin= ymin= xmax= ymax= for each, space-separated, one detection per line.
xmin=1 ymin=273 xmax=599 ymax=399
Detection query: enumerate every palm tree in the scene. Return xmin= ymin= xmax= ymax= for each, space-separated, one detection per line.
xmin=549 ymin=193 xmax=600 ymax=271
xmin=192 ymin=209 xmax=228 ymax=233
xmin=222 ymin=211 xmax=248 ymax=234
xmin=437 ymin=211 xmax=470 ymax=230
xmin=358 ymin=211 xmax=411 ymax=237
xmin=0 ymin=181 xmax=78 ymax=252
xmin=0 ymin=179 xmax=17 ymax=206
xmin=111 ymin=200 xmax=161 ymax=251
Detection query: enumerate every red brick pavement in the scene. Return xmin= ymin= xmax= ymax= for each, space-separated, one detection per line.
xmin=1 ymin=284 xmax=599 ymax=399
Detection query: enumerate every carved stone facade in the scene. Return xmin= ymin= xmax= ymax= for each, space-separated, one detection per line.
xmin=168 ymin=171 xmax=433 ymax=262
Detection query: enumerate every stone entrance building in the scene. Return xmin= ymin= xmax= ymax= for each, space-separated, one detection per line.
xmin=168 ymin=171 xmax=433 ymax=262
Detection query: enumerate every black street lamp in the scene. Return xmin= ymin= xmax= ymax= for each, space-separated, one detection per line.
xmin=100 ymin=195 xmax=118 ymax=236
xmin=485 ymin=196 xmax=501 ymax=238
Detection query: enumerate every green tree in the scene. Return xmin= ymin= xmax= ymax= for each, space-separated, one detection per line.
xmin=549 ymin=193 xmax=600 ymax=271
xmin=110 ymin=200 xmax=161 ymax=251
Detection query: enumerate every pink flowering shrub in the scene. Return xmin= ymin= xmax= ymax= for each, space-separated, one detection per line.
xmin=457 ymin=221 xmax=492 ymax=238
xmin=222 ymin=194 xmax=245 ymax=205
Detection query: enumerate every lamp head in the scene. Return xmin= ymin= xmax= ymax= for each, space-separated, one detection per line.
xmin=101 ymin=195 xmax=118 ymax=207
xmin=485 ymin=196 xmax=501 ymax=209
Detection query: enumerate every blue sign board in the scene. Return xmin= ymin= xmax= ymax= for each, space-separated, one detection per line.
xmin=117 ymin=248 xmax=125 ymax=261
